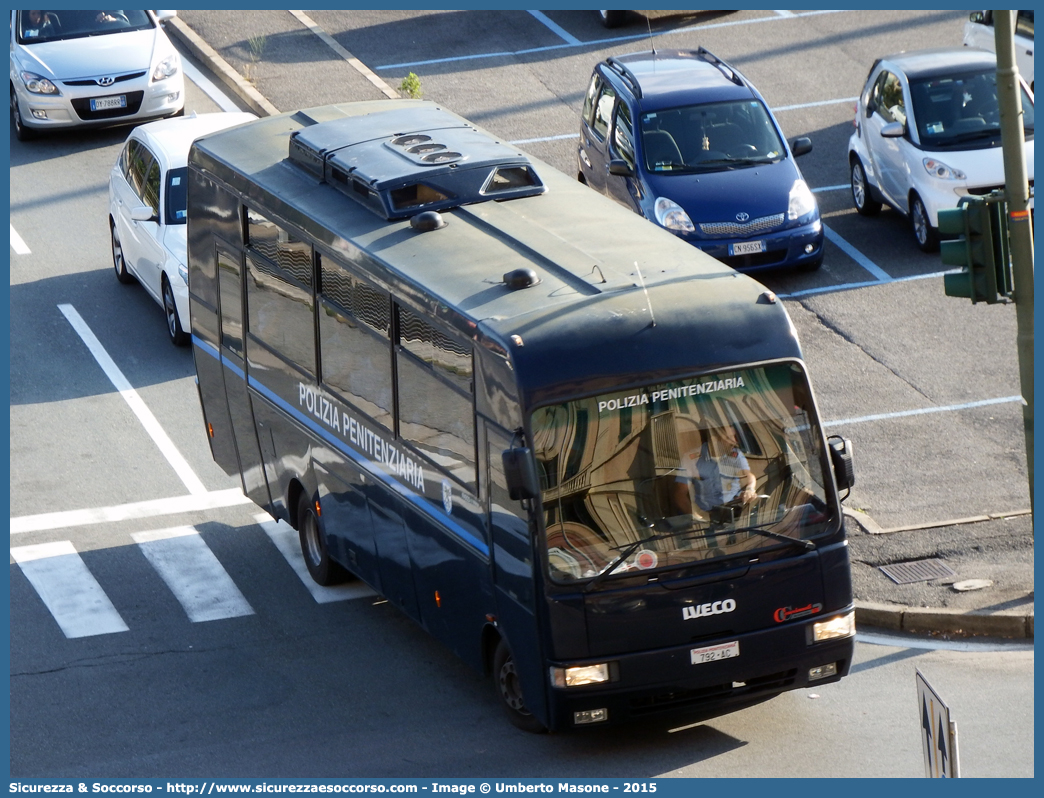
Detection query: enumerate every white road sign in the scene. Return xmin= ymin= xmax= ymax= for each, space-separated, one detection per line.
xmin=916 ymin=668 xmax=960 ymax=778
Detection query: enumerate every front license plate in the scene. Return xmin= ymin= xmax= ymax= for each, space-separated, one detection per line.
xmin=691 ymin=641 xmax=739 ymax=665
xmin=90 ymin=95 xmax=127 ymax=112
xmin=730 ymin=240 xmax=765 ymax=256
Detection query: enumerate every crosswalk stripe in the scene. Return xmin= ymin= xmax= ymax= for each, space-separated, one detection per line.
xmin=255 ymin=514 xmax=377 ymax=603
xmin=11 ymin=541 xmax=129 ymax=638
xmin=132 ymin=527 xmax=254 ymax=622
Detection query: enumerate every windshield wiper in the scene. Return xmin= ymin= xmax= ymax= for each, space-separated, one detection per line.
xmin=728 ymin=518 xmax=816 ymax=551
xmin=583 ymin=517 xmax=701 ymax=592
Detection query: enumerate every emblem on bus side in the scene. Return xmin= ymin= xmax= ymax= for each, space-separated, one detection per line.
xmin=683 ymin=599 xmax=736 ymax=620
xmin=442 ymin=478 xmax=453 ymax=515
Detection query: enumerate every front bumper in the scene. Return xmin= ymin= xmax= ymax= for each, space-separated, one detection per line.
xmin=682 ymin=218 xmax=824 ymax=272
xmin=545 ymin=610 xmax=854 ymax=730
xmin=15 ymin=76 xmax=184 ymax=132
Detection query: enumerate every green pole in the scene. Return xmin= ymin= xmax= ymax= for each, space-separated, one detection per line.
xmin=993 ymin=10 xmax=1034 ymax=516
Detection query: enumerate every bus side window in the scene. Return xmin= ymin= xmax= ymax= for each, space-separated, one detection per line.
xmin=217 ymin=248 xmax=244 ymax=357
xmin=245 ymin=249 xmax=316 ymax=375
xmin=317 ymin=253 xmax=394 ymax=432
xmin=396 ymin=305 xmax=476 ymax=491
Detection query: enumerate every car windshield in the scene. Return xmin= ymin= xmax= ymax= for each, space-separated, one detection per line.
xmin=531 ymin=362 xmax=836 ymax=585
xmin=639 ymin=100 xmax=788 ymax=173
xmin=16 ymin=10 xmax=154 ymax=45
xmin=910 ymin=69 xmax=1035 ymax=148
xmin=165 ymin=167 xmax=188 ymax=226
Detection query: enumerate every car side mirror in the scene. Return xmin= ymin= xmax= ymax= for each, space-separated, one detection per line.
xmin=790 ymin=137 xmax=813 ymax=157
xmin=969 ymin=11 xmax=984 ymax=24
xmin=880 ymin=121 xmax=905 ymax=138
xmin=828 ymin=436 xmax=855 ymax=493
xmin=608 ymin=158 xmax=635 ymax=178
xmin=130 ymin=204 xmax=156 ymax=222
xmin=502 ymin=447 xmax=540 ymax=501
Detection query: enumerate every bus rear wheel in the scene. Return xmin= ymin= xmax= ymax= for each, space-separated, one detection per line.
xmin=493 ymin=639 xmax=547 ymax=733
xmin=296 ymin=492 xmax=349 ymax=586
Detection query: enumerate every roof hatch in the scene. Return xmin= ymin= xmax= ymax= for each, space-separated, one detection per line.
xmin=287 ymin=105 xmax=546 ymax=220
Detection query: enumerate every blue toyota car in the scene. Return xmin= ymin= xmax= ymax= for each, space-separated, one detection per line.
xmin=578 ymin=48 xmax=824 ymax=272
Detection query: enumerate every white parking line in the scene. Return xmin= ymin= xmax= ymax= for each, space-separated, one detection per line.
xmin=529 ymin=10 xmax=581 ymax=46
xmin=58 ymin=304 xmax=209 ymax=496
xmin=182 ymin=59 xmax=241 ymax=112
xmin=11 ymin=541 xmax=129 ymax=638
xmin=10 ymin=488 xmax=254 ymax=535
xmin=10 ymin=224 xmax=31 ymax=254
xmin=822 ymin=224 xmax=892 ymax=281
xmin=133 ymin=526 xmax=254 ymax=622
xmin=778 ymin=270 xmax=962 ymax=300
xmin=823 ymin=396 xmax=1024 ymax=428
xmin=376 ymin=9 xmax=848 ymax=70
xmin=256 ymin=514 xmax=377 ymax=603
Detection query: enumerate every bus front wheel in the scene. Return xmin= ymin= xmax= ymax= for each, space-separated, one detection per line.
xmin=296 ymin=492 xmax=349 ymax=586
xmin=493 ymin=639 xmax=547 ymax=733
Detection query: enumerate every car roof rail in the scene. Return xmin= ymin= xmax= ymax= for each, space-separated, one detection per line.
xmin=694 ymin=47 xmax=745 ymax=87
xmin=605 ymin=57 xmax=643 ymax=99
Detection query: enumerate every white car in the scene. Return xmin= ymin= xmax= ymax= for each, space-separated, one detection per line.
xmin=848 ymin=47 xmax=1034 ymax=252
xmin=963 ymin=10 xmax=1034 ymax=92
xmin=108 ymin=112 xmax=258 ymax=344
xmin=10 ymin=9 xmax=185 ymax=141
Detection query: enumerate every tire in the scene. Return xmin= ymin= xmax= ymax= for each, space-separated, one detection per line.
xmin=493 ymin=639 xmax=547 ymax=733
xmin=296 ymin=492 xmax=349 ymax=586
xmin=162 ymin=276 xmax=189 ymax=346
xmin=11 ymin=86 xmax=36 ymax=142
xmin=598 ymin=10 xmax=627 ymax=28
xmin=111 ymin=221 xmax=134 ymax=284
xmin=910 ymin=193 xmax=939 ymax=253
xmin=850 ymin=158 xmax=881 ymax=216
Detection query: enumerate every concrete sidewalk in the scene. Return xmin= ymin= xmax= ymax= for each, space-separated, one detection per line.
xmin=165 ymin=11 xmax=1034 ymax=641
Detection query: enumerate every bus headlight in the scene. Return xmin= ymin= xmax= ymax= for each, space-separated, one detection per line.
xmin=812 ymin=611 xmax=855 ymax=642
xmin=550 ymin=662 xmax=612 ymax=688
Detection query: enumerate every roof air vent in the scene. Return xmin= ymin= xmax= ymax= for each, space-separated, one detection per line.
xmin=503 ymin=268 xmax=540 ymax=290
xmin=410 ymin=210 xmax=447 ymax=232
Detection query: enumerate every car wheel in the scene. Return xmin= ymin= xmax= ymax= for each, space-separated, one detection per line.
xmin=296 ymin=492 xmax=349 ymax=586
xmin=493 ymin=639 xmax=547 ymax=733
xmin=910 ymin=193 xmax=939 ymax=253
xmin=850 ymin=158 xmax=881 ymax=216
xmin=162 ymin=276 xmax=190 ymax=346
xmin=10 ymin=86 xmax=36 ymax=142
xmin=598 ymin=10 xmax=627 ymax=28
xmin=110 ymin=221 xmax=134 ymax=284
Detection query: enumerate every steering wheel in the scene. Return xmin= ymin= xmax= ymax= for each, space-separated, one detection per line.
xmin=725 ymin=143 xmax=758 ymax=158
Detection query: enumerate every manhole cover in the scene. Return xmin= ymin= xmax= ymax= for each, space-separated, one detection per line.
xmin=879 ymin=559 xmax=956 ymax=585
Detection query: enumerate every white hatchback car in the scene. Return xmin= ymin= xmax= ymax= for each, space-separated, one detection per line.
xmin=848 ymin=47 xmax=1034 ymax=251
xmin=108 ymin=112 xmax=257 ymax=344
xmin=10 ymin=9 xmax=185 ymax=141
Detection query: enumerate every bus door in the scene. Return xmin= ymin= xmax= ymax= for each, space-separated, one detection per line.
xmin=487 ymin=424 xmax=548 ymax=723
xmin=216 ymin=245 xmax=272 ymax=510
xmin=367 ymin=489 xmax=420 ymax=622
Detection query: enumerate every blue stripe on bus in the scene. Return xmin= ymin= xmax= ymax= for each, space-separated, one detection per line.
xmin=192 ymin=335 xmax=489 ymax=556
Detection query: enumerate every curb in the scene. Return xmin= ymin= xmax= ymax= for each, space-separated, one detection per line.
xmin=166 ymin=16 xmax=280 ymax=117
xmin=855 ymin=600 xmax=1034 ymax=639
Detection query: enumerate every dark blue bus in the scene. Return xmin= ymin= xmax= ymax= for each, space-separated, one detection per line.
xmin=186 ymin=100 xmax=856 ymax=732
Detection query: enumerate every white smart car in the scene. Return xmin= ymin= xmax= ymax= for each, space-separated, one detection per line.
xmin=847 ymin=47 xmax=1034 ymax=252
xmin=108 ymin=112 xmax=257 ymax=344
xmin=10 ymin=9 xmax=185 ymax=140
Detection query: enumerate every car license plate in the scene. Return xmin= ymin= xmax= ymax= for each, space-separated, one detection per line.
xmin=691 ymin=641 xmax=739 ymax=665
xmin=90 ymin=95 xmax=127 ymax=112
xmin=730 ymin=240 xmax=765 ymax=256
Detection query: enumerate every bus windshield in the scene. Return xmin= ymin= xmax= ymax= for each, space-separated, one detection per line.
xmin=531 ymin=362 xmax=835 ymax=584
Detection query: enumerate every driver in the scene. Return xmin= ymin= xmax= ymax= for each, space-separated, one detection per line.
xmin=672 ymin=423 xmax=757 ymax=514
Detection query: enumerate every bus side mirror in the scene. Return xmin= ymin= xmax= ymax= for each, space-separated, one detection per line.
xmin=828 ymin=436 xmax=855 ymax=493
xmin=503 ymin=447 xmax=540 ymax=501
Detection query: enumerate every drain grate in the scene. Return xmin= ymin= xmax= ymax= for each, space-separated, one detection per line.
xmin=879 ymin=559 xmax=956 ymax=585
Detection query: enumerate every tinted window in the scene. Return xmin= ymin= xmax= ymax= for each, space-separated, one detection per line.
xmin=141 ymin=158 xmax=161 ymax=217
xmin=909 ymin=70 xmax=1034 ymax=146
xmin=613 ymin=102 xmax=635 ymax=168
xmin=218 ymin=250 xmax=244 ymax=358
xmin=873 ymin=70 xmax=906 ymax=126
xmin=318 ymin=256 xmax=393 ymax=431
xmin=581 ymin=74 xmax=601 ymax=126
xmin=1016 ymin=10 xmax=1033 ymax=39
xmin=396 ymin=306 xmax=475 ymax=488
xmin=165 ymin=167 xmax=188 ymax=225
xmin=246 ymin=252 xmax=315 ymax=373
xmin=592 ymin=85 xmax=616 ymax=140
xmin=126 ymin=140 xmax=153 ymax=201
xmin=247 ymin=209 xmax=312 ymax=287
